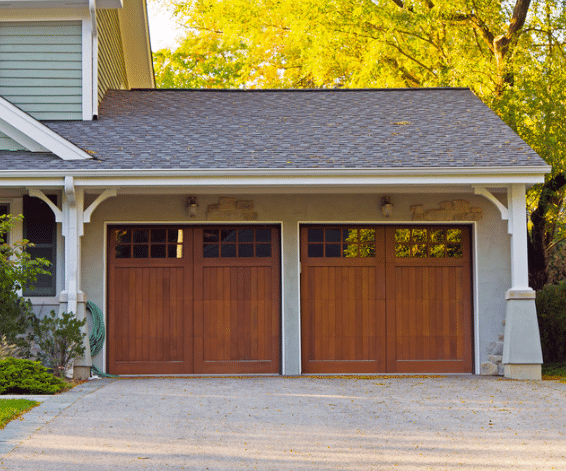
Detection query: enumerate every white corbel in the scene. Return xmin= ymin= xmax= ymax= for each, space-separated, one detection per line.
xmin=473 ymin=186 xmax=511 ymax=234
xmin=27 ymin=188 xmax=63 ymax=223
xmin=84 ymin=188 xmax=118 ymax=223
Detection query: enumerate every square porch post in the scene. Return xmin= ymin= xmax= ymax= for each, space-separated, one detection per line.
xmin=503 ymin=183 xmax=543 ymax=379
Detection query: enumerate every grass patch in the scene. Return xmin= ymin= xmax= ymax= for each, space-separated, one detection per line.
xmin=0 ymin=399 xmax=39 ymax=429
xmin=542 ymin=362 xmax=566 ymax=380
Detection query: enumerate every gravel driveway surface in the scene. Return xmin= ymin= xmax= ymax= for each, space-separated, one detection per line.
xmin=0 ymin=376 xmax=565 ymax=470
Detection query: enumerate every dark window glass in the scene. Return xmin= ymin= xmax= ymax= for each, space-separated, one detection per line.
xmin=151 ymin=245 xmax=166 ymax=258
xmin=115 ymin=230 xmax=131 ymax=244
xmin=133 ymin=229 xmax=149 ymax=243
xmin=151 ymin=229 xmax=167 ymax=243
xmin=115 ymin=245 xmax=131 ymax=259
xmin=256 ymin=229 xmax=271 ymax=242
xmin=203 ymin=230 xmax=219 ymax=242
xmin=256 ymin=244 xmax=272 ymax=258
xmin=133 ymin=245 xmax=149 ymax=258
xmin=308 ymin=244 xmax=324 ymax=257
xmin=238 ymin=229 xmax=254 ymax=242
xmin=221 ymin=244 xmax=237 ymax=258
xmin=23 ymin=195 xmax=56 ymax=296
xmin=239 ymin=244 xmax=254 ymax=257
xmin=221 ymin=229 xmax=237 ymax=243
xmin=325 ymin=244 xmax=341 ymax=257
xmin=325 ymin=228 xmax=341 ymax=243
xmin=168 ymin=229 xmax=181 ymax=243
xmin=308 ymin=229 xmax=323 ymax=243
xmin=203 ymin=244 xmax=219 ymax=258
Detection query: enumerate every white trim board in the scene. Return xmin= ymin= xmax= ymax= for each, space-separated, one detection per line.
xmin=0 ymin=98 xmax=91 ymax=160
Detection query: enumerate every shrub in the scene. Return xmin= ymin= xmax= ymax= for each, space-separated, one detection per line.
xmin=0 ymin=214 xmax=50 ymax=355
xmin=536 ymin=282 xmax=566 ymax=363
xmin=33 ymin=311 xmax=86 ymax=377
xmin=0 ymin=358 xmax=66 ymax=395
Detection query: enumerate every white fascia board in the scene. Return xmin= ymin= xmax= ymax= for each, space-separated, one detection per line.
xmin=0 ymin=98 xmax=92 ymax=161
xmin=0 ymin=167 xmax=549 ymax=190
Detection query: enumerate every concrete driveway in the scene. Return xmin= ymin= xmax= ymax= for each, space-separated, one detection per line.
xmin=0 ymin=376 xmax=565 ymax=470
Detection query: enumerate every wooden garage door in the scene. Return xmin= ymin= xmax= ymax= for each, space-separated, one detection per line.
xmin=301 ymin=225 xmax=472 ymax=374
xmin=108 ymin=225 xmax=280 ymax=375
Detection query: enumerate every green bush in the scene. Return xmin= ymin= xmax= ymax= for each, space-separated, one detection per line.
xmin=536 ymin=282 xmax=566 ymax=363
xmin=0 ymin=358 xmax=66 ymax=395
xmin=0 ymin=214 xmax=50 ymax=356
xmin=33 ymin=311 xmax=86 ymax=377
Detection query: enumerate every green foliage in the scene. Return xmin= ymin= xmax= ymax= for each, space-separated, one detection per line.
xmin=0 ymin=398 xmax=39 ymax=428
xmin=0 ymin=214 xmax=50 ymax=354
xmin=33 ymin=311 xmax=86 ymax=377
xmin=0 ymin=358 xmax=66 ymax=394
xmin=536 ymin=283 xmax=566 ymax=363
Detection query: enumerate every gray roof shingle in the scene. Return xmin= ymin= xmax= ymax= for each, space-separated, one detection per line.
xmin=0 ymin=88 xmax=547 ymax=171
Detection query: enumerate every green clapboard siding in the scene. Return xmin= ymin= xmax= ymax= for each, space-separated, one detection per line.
xmin=97 ymin=10 xmax=128 ymax=105
xmin=0 ymin=131 xmax=26 ymax=151
xmin=0 ymin=21 xmax=82 ymax=120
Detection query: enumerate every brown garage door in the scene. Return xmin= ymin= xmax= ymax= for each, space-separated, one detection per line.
xmin=108 ymin=225 xmax=280 ymax=375
xmin=301 ymin=225 xmax=472 ymax=374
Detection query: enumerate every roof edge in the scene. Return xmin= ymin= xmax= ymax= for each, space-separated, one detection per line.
xmin=0 ymin=97 xmax=92 ymax=161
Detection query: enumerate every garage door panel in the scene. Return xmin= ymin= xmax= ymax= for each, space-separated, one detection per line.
xmin=301 ymin=226 xmax=387 ymax=373
xmin=194 ymin=226 xmax=280 ymax=374
xmin=385 ymin=226 xmax=472 ymax=373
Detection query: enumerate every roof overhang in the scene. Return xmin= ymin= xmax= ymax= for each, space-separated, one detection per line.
xmin=0 ymin=166 xmax=549 ymax=193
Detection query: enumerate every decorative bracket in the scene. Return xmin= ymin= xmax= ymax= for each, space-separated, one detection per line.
xmin=473 ymin=186 xmax=512 ymax=234
xmin=84 ymin=188 xmax=118 ymax=223
xmin=27 ymin=188 xmax=63 ymax=223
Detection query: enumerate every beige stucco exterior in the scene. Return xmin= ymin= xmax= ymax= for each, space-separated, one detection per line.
xmin=69 ymin=191 xmax=510 ymax=375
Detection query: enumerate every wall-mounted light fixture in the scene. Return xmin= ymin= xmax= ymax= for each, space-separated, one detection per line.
xmin=186 ymin=196 xmax=198 ymax=218
xmin=380 ymin=196 xmax=393 ymax=218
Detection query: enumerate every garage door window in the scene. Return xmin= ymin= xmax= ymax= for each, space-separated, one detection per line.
xmin=203 ymin=227 xmax=272 ymax=258
xmin=394 ymin=228 xmax=463 ymax=258
xmin=307 ymin=227 xmax=376 ymax=258
xmin=114 ymin=228 xmax=184 ymax=259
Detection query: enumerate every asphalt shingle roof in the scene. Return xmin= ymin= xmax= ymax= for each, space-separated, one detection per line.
xmin=0 ymin=88 xmax=547 ymax=171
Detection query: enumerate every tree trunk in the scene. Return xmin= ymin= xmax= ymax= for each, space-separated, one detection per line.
xmin=528 ymin=173 xmax=566 ymax=290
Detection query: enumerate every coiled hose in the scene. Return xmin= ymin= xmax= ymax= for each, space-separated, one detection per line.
xmin=87 ymin=300 xmax=118 ymax=377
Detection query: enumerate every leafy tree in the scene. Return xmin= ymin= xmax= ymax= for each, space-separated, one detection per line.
xmin=156 ymin=0 xmax=566 ymax=287
xmin=0 ymin=215 xmax=50 ymax=354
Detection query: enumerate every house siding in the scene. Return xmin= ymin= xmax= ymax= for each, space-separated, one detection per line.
xmin=0 ymin=131 xmax=26 ymax=151
xmin=0 ymin=21 xmax=83 ymax=121
xmin=97 ymin=10 xmax=128 ymax=105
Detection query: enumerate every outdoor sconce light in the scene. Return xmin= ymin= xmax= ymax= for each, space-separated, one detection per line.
xmin=186 ymin=196 xmax=199 ymax=218
xmin=381 ymin=196 xmax=393 ymax=218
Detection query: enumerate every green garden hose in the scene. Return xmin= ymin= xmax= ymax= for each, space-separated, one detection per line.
xmin=86 ymin=300 xmax=118 ymax=378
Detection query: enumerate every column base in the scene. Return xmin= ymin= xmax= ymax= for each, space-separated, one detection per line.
xmin=503 ymin=364 xmax=541 ymax=380
xmin=73 ymin=365 xmax=92 ymax=380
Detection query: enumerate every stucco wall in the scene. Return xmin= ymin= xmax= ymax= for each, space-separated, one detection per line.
xmin=81 ymin=192 xmax=510 ymax=374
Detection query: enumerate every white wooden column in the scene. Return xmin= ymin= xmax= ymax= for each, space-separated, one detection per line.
xmin=60 ymin=176 xmax=92 ymax=379
xmin=502 ymin=183 xmax=543 ymax=379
